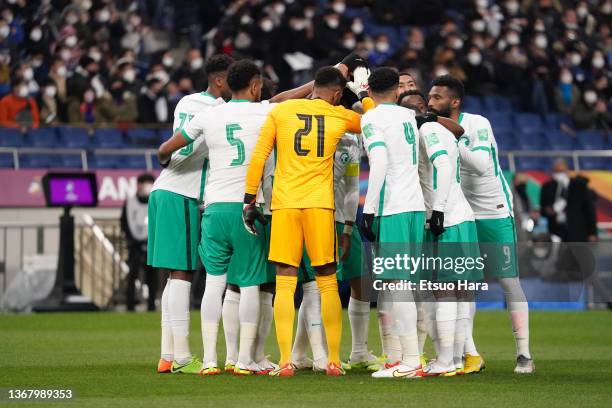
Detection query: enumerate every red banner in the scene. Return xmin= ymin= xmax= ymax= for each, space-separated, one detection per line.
xmin=0 ymin=169 xmax=160 ymax=208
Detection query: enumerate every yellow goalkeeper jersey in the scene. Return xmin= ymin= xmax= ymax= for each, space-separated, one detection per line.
xmin=246 ymin=98 xmax=366 ymax=210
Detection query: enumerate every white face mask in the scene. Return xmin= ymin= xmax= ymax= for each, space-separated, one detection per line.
xmin=471 ymin=20 xmax=486 ymax=32
xmin=570 ymin=53 xmax=582 ymax=66
xmin=3 ymin=12 xmax=13 ymax=23
xmin=45 ymin=86 xmax=57 ymax=97
xmin=476 ymin=0 xmax=488 ymax=9
xmin=451 ymin=38 xmax=464 ymax=50
xmin=291 ymin=20 xmax=306 ymax=31
xmin=65 ymin=35 xmax=78 ymax=48
xmin=534 ymin=23 xmax=546 ymax=32
xmin=84 ymin=90 xmax=94 ymax=103
xmin=66 ymin=13 xmax=79 ymax=25
xmin=332 ymin=1 xmax=346 ymax=14
xmin=152 ymin=70 xmax=169 ymax=84
xmin=273 ymin=3 xmax=285 ymax=14
xmin=240 ymin=14 xmax=252 ymax=25
xmin=305 ymin=9 xmax=315 ymax=19
xmin=17 ymin=86 xmax=29 ymax=98
xmin=576 ymin=7 xmax=588 ymax=18
xmin=30 ymin=28 xmax=42 ymax=42
xmin=326 ymin=18 xmax=339 ymax=29
xmin=60 ymin=49 xmax=72 ymax=61
xmin=190 ymin=57 xmax=203 ymax=70
xmin=162 ymin=56 xmax=174 ymax=68
xmin=234 ymin=33 xmax=252 ymax=49
xmin=467 ymin=52 xmax=482 ymax=65
xmin=260 ymin=19 xmax=273 ymax=32
xmin=560 ymin=73 xmax=573 ymax=84
xmin=123 ymin=69 xmax=136 ymax=82
xmin=535 ymin=35 xmax=547 ymax=49
xmin=584 ymin=90 xmax=597 ymax=104
xmin=23 ymin=67 xmax=34 ymax=80
xmin=56 ymin=66 xmax=67 ymax=77
xmin=343 ymin=38 xmax=356 ymax=49
xmin=0 ymin=25 xmax=9 ymax=39
xmin=81 ymin=0 xmax=92 ymax=10
xmin=375 ymin=41 xmax=390 ymax=53
xmin=506 ymin=33 xmax=520 ymax=45
xmin=592 ymin=57 xmax=605 ymax=69
xmin=506 ymin=1 xmax=519 ymax=14
xmin=97 ymin=9 xmax=111 ymax=23
xmin=32 ymin=58 xmax=43 ymax=68
xmin=435 ymin=67 xmax=449 ymax=77
xmin=352 ymin=21 xmax=363 ymax=34
xmin=603 ymin=1 xmax=612 ymax=14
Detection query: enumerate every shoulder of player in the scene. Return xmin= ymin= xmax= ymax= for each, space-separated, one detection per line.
xmin=462 ymin=112 xmax=492 ymax=128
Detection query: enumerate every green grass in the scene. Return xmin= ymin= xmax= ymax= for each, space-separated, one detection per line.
xmin=1 ymin=311 xmax=611 ymax=407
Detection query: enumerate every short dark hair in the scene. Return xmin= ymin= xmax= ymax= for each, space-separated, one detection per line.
xmin=227 ymin=60 xmax=261 ymax=92
xmin=205 ymin=54 xmax=234 ymax=77
xmin=314 ymin=66 xmax=347 ymax=89
xmin=398 ymin=71 xmax=414 ymax=79
xmin=398 ymin=90 xmax=426 ymax=103
xmin=368 ymin=67 xmax=399 ymax=94
xmin=431 ymin=74 xmax=465 ymax=99
xmin=137 ymin=173 xmax=155 ymax=184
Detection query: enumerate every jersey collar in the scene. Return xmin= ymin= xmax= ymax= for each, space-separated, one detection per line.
xmin=229 ymin=99 xmax=250 ymax=103
xmin=200 ymin=91 xmax=215 ymax=99
xmin=458 ymin=112 xmax=464 ymax=124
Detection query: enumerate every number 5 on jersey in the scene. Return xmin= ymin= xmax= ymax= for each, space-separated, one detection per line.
xmin=226 ymin=123 xmax=245 ymax=166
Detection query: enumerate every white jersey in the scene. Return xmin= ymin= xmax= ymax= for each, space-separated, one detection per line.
xmin=182 ymin=100 xmax=275 ymax=207
xmin=333 ymin=133 xmax=361 ymax=223
xmin=262 ymin=151 xmax=276 ymax=215
xmin=152 ymin=92 xmax=223 ymax=199
xmin=362 ymin=104 xmax=425 ymax=216
xmin=418 ymin=122 xmax=474 ymax=227
xmin=457 ymin=112 xmax=514 ymax=219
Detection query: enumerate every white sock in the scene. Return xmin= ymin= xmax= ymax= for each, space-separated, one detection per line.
xmin=160 ymin=279 xmax=173 ymax=361
xmin=391 ymin=290 xmax=419 ymax=368
xmin=436 ymin=299 xmax=457 ymax=366
xmin=454 ymin=301 xmax=470 ymax=367
xmin=201 ymin=273 xmax=226 ymax=366
xmin=238 ymin=286 xmax=260 ymax=365
xmin=255 ymin=291 xmax=274 ymax=362
xmin=221 ymin=289 xmax=240 ymax=364
xmin=292 ymin=295 xmax=310 ymax=362
xmin=422 ymin=293 xmax=439 ymax=355
xmin=416 ymin=300 xmax=427 ymax=355
xmin=168 ymin=279 xmax=192 ymax=364
xmin=464 ymin=301 xmax=479 ymax=356
xmin=302 ymin=281 xmax=327 ymax=366
xmin=348 ymin=297 xmax=370 ymax=358
xmin=377 ymin=290 xmax=401 ymax=362
xmin=501 ymin=278 xmax=531 ymax=358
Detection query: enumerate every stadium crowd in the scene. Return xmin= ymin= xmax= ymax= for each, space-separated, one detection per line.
xmin=0 ymin=0 xmax=609 ymax=130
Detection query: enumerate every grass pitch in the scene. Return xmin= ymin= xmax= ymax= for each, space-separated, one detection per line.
xmin=1 ymin=310 xmax=611 ymax=408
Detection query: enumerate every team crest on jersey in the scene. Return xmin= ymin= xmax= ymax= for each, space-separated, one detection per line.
xmin=425 ymin=133 xmax=440 ymax=147
xmin=339 ymin=152 xmax=349 ymax=164
xmin=477 ymin=129 xmax=489 ymax=141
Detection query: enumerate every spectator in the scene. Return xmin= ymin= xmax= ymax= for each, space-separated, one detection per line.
xmin=137 ymin=78 xmax=169 ymax=124
xmin=172 ymin=48 xmax=207 ymax=91
xmin=66 ymin=56 xmax=100 ymax=100
xmin=553 ymin=68 xmax=581 ymax=114
xmin=67 ymin=88 xmax=97 ymax=124
xmin=571 ymin=89 xmax=612 ymax=130
xmin=0 ymin=79 xmax=39 ymax=129
xmin=37 ymin=80 xmax=62 ymax=125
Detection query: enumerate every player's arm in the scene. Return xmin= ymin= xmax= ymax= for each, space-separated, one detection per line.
xmin=456 ymin=117 xmax=492 ymax=176
xmin=360 ymin=121 xmax=387 ymax=241
xmin=340 ymin=148 xmax=360 ymax=259
xmin=157 ymin=112 xmax=205 ymax=166
xmin=416 ymin=112 xmax=464 ymax=138
xmin=421 ymin=126 xmax=452 ymax=235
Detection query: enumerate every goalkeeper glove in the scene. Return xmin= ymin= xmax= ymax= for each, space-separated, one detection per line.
xmin=242 ymin=193 xmax=267 ymax=236
xmin=359 ymin=213 xmax=376 ymax=242
xmin=416 ymin=112 xmax=438 ymax=128
xmin=346 ymin=66 xmax=370 ymax=101
xmin=340 ymin=52 xmax=369 ymax=73
xmin=428 ymin=210 xmax=445 ymax=237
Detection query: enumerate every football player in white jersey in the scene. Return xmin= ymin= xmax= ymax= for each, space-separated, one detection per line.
xmin=401 ymin=90 xmax=483 ymax=376
xmin=149 ymin=54 xmax=233 ymax=375
xmin=360 ymin=68 xmax=425 ymax=379
xmin=428 ymin=75 xmax=534 ymax=374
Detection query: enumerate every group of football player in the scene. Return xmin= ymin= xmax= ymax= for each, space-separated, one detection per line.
xmin=148 ymin=52 xmax=535 ymax=379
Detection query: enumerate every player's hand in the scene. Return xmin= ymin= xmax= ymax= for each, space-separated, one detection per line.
xmin=242 ymin=194 xmax=267 ymax=236
xmin=428 ymin=211 xmax=445 ymax=236
xmin=346 ymin=66 xmax=370 ymax=101
xmin=340 ymin=52 xmax=369 ymax=73
xmin=359 ymin=213 xmax=376 ymax=242
xmin=416 ymin=112 xmax=437 ymax=128
xmin=340 ymin=229 xmax=351 ymax=262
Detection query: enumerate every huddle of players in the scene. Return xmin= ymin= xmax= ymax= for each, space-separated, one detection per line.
xmin=147 ymin=52 xmax=535 ymax=378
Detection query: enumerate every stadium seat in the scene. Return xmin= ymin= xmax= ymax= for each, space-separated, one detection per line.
xmin=576 ymin=131 xmax=606 ymax=150
xmin=92 ymin=128 xmax=125 ymax=148
xmin=514 ymin=113 xmax=543 ymax=133
xmin=482 ymin=95 xmax=514 ymax=113
xmin=544 ymin=113 xmax=572 ymax=131
xmin=89 ymin=154 xmax=118 ymax=169
xmin=487 ymin=113 xmax=512 ymax=133
xmin=0 ymin=152 xmax=14 ymax=168
xmin=59 ymin=154 xmax=84 ymax=169
xmin=498 ymin=155 xmax=510 ymax=170
xmin=495 ymin=131 xmax=518 ymax=151
xmin=578 ymin=157 xmax=608 ymax=170
xmin=515 ymin=156 xmax=547 ymax=171
xmin=0 ymin=128 xmax=24 ymax=147
xmin=462 ymin=96 xmax=484 ymax=114
xmin=20 ymin=153 xmax=52 ymax=168
xmin=26 ymin=128 xmax=59 ymax=148
xmin=58 ymin=126 xmax=90 ymax=148
xmin=158 ymin=128 xmax=173 ymax=143
xmin=122 ymin=155 xmax=148 ymax=169
xmin=126 ymin=128 xmax=159 ymax=147
xmin=515 ymin=131 xmax=544 ymax=150
xmin=544 ymin=131 xmax=576 ymax=151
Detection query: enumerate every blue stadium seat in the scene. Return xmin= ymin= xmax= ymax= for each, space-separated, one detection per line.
xmin=579 ymin=157 xmax=608 ymax=170
xmin=89 ymin=154 xmax=118 ymax=169
xmin=122 ymin=155 xmax=148 ymax=169
xmin=0 ymin=128 xmax=23 ymax=147
xmin=514 ymin=113 xmax=543 ymax=133
xmin=498 ymin=155 xmax=510 ymax=170
xmin=544 ymin=131 xmax=575 ymax=151
xmin=515 ymin=156 xmax=547 ymax=171
xmin=495 ymin=131 xmax=517 ymax=151
xmin=482 ymin=95 xmax=514 ymax=113
xmin=544 ymin=113 xmax=572 ymax=131
xmin=159 ymin=128 xmax=173 ymax=143
xmin=515 ymin=131 xmax=544 ymax=150
xmin=92 ymin=128 xmax=125 ymax=148
xmin=462 ymin=96 xmax=484 ymax=114
xmin=59 ymin=154 xmax=84 ymax=169
xmin=20 ymin=154 xmax=51 ymax=168
xmin=126 ymin=128 xmax=158 ymax=147
xmin=0 ymin=152 xmax=14 ymax=168
xmin=26 ymin=128 xmax=59 ymax=148
xmin=487 ymin=113 xmax=512 ymax=133
xmin=58 ymin=127 xmax=90 ymax=148
xmin=576 ymin=131 xmax=605 ymax=150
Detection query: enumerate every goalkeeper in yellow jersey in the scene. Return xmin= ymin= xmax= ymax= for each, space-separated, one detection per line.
xmin=243 ymin=64 xmax=373 ymax=377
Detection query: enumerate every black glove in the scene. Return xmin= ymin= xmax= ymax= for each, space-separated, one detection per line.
xmin=359 ymin=213 xmax=376 ymax=242
xmin=242 ymin=193 xmax=267 ymax=236
xmin=416 ymin=112 xmax=437 ymax=128
xmin=341 ymin=52 xmax=369 ymax=73
xmin=428 ymin=210 xmax=445 ymax=236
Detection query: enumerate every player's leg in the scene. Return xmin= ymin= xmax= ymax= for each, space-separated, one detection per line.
xmin=221 ymin=285 xmax=240 ymax=371
xmin=157 ymin=274 xmax=173 ymax=373
xmin=376 ymin=289 xmax=401 ymax=366
xmin=255 ymin=282 xmax=277 ymax=372
xmin=268 ymin=209 xmax=304 ymax=377
xmin=292 ymin=286 xmax=312 ymax=368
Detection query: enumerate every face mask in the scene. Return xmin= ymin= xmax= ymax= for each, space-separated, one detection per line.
xmin=603 ymin=2 xmax=612 ymax=14
xmin=152 ymin=70 xmax=169 ymax=84
xmin=190 ymin=57 xmax=203 ymax=70
xmin=3 ymin=12 xmax=13 ymax=24
xmin=435 ymin=68 xmax=449 ymax=77
xmin=45 ymin=86 xmax=57 ymax=97
xmin=332 ymin=1 xmax=346 ymax=14
xmin=570 ymin=53 xmax=582 ymax=66
xmin=476 ymin=0 xmax=488 ymax=9
xmin=123 ymin=69 xmax=136 ymax=82
xmin=471 ymin=20 xmax=486 ymax=32
xmin=240 ymin=14 xmax=252 ymax=25
xmin=234 ymin=33 xmax=252 ymax=49
xmin=506 ymin=33 xmax=520 ymax=45
xmin=30 ymin=28 xmax=42 ymax=42
xmin=534 ymin=23 xmax=545 ymax=32
xmin=97 ymin=9 xmax=111 ymax=23
xmin=576 ymin=7 xmax=588 ymax=18
xmin=17 ymin=86 xmax=29 ymax=98
xmin=467 ymin=52 xmax=482 ymax=65
xmin=506 ymin=1 xmax=519 ymax=14
xmin=56 ymin=66 xmax=67 ymax=77
xmin=305 ymin=9 xmax=315 ymax=19
xmin=352 ymin=21 xmax=363 ymax=34
xmin=60 ymin=49 xmax=72 ymax=61
xmin=273 ymin=3 xmax=285 ymax=14
xmin=66 ymin=14 xmax=79 ymax=25
xmin=162 ymin=56 xmax=174 ymax=68
xmin=32 ymin=58 xmax=43 ymax=68
xmin=326 ymin=18 xmax=339 ymax=29
xmin=375 ymin=41 xmax=390 ymax=53
xmin=0 ymin=26 xmax=9 ymax=39
xmin=23 ymin=67 xmax=34 ymax=80
xmin=584 ymin=90 xmax=597 ymax=104
xmin=82 ymin=0 xmax=92 ymax=10
xmin=451 ymin=38 xmax=464 ymax=50
xmin=552 ymin=172 xmax=570 ymax=186
xmin=560 ymin=73 xmax=573 ymax=84
xmin=260 ymin=19 xmax=273 ymax=32
xmin=292 ymin=20 xmax=306 ymax=31
xmin=129 ymin=16 xmax=141 ymax=27
xmin=65 ymin=35 xmax=78 ymax=48
xmin=343 ymin=38 xmax=356 ymax=49
xmin=84 ymin=90 xmax=94 ymax=103
xmin=535 ymin=35 xmax=547 ymax=49
xmin=592 ymin=57 xmax=605 ymax=69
